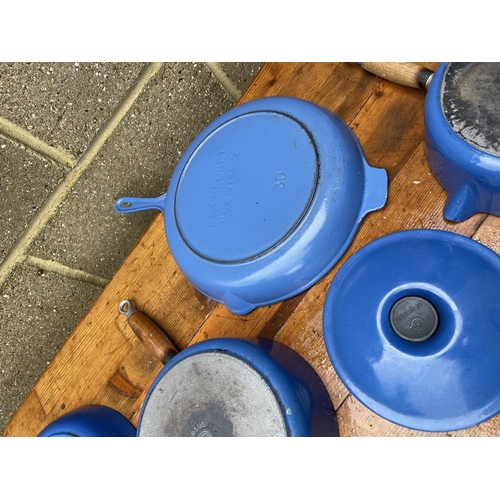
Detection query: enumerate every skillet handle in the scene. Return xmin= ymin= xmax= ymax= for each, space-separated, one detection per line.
xmin=114 ymin=193 xmax=166 ymax=214
xmin=359 ymin=62 xmax=434 ymax=90
xmin=360 ymin=163 xmax=388 ymax=219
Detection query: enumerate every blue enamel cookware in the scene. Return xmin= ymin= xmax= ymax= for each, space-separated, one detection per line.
xmin=424 ymin=62 xmax=500 ymax=222
xmin=117 ymin=299 xmax=339 ymax=437
xmin=38 ymin=405 xmax=136 ymax=437
xmin=136 ymin=337 xmax=339 ymax=437
xmin=361 ymin=62 xmax=500 ymax=222
xmin=115 ymin=96 xmax=387 ymax=315
xmin=322 ymin=229 xmax=500 ymax=432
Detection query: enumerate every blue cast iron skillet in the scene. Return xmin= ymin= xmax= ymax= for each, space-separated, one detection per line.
xmin=115 ymin=96 xmax=387 ymax=315
xmin=322 ymin=229 xmax=500 ymax=433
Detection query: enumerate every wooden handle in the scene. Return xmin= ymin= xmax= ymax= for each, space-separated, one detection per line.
xmin=119 ymin=300 xmax=178 ymax=365
xmin=360 ymin=63 xmax=434 ymax=90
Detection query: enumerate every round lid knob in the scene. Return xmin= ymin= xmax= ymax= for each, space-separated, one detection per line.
xmin=389 ymin=295 xmax=439 ymax=342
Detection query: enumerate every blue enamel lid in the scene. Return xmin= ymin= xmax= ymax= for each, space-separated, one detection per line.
xmin=115 ymin=96 xmax=387 ymax=314
xmin=322 ymin=229 xmax=500 ymax=432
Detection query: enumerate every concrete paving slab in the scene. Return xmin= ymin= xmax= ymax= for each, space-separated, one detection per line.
xmin=0 ymin=62 xmax=264 ymax=433
xmin=220 ymin=62 xmax=261 ymax=92
xmin=28 ymin=62 xmax=235 ymax=279
xmin=0 ymin=263 xmax=103 ymax=430
xmin=0 ymin=62 xmax=144 ymax=157
xmin=0 ymin=135 xmax=64 ymax=263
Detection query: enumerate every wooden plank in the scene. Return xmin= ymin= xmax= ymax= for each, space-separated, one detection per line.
xmin=3 ymin=391 xmax=46 ymax=437
xmin=473 ymin=214 xmax=500 ymax=253
xmin=336 ymin=394 xmax=500 ymax=437
xmin=244 ymin=62 xmax=381 ymax=120
xmin=350 ymin=63 xmax=439 ymax=180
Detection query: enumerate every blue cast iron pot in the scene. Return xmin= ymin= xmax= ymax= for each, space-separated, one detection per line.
xmin=361 ymin=62 xmax=500 ymax=222
xmin=424 ymin=63 xmax=500 ymax=222
xmin=115 ymin=96 xmax=387 ymax=315
xmin=38 ymin=405 xmax=136 ymax=437
xmin=137 ymin=337 xmax=339 ymax=437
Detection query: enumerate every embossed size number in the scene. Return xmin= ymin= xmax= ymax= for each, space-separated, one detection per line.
xmin=274 ymin=172 xmax=286 ymax=189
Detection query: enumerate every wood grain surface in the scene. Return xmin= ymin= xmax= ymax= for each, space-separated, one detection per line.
xmin=5 ymin=62 xmax=500 ymax=437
